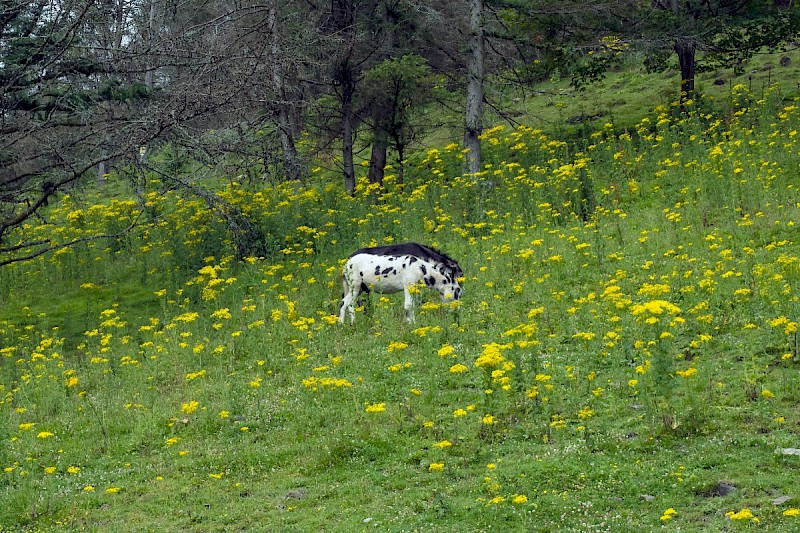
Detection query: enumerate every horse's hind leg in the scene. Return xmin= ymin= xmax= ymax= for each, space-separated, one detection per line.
xmin=339 ymin=276 xmax=351 ymax=324
xmin=339 ymin=290 xmax=353 ymax=324
xmin=339 ymin=276 xmax=359 ymax=324
xmin=338 ymin=291 xmax=347 ymax=324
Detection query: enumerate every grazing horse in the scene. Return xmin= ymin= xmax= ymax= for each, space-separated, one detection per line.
xmin=339 ymin=242 xmax=463 ymax=324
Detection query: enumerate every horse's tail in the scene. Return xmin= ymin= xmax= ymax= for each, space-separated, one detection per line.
xmin=339 ymin=266 xmax=351 ymax=311
xmin=339 ymin=262 xmax=355 ymax=323
xmin=339 ymin=276 xmax=346 ymax=311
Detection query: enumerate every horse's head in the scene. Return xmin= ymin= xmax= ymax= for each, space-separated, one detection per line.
xmin=439 ymin=262 xmax=463 ymax=302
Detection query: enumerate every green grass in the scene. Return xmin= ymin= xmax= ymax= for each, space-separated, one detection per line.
xmin=482 ymin=49 xmax=800 ymax=138
xmin=2 ymin=57 xmax=800 ymax=531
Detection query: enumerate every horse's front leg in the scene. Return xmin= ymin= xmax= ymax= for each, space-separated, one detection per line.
xmin=403 ymin=286 xmax=415 ymax=323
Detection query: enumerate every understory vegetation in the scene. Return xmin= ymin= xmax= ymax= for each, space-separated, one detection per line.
xmin=2 ymin=80 xmax=800 ymax=531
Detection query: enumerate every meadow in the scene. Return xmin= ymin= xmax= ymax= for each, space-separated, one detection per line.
xmin=2 ymin=81 xmax=800 ymax=531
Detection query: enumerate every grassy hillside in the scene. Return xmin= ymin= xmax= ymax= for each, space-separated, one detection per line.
xmin=2 ymin=66 xmax=800 ymax=531
xmin=488 ymin=50 xmax=800 ymax=135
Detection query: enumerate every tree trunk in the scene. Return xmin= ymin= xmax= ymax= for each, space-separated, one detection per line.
xmin=341 ymin=69 xmax=356 ymax=195
xmin=98 ymin=158 xmax=108 ymax=185
xmin=145 ymin=0 xmax=157 ymax=89
xmin=675 ymin=38 xmax=696 ymax=107
xmin=97 ymin=0 xmax=129 ymax=185
xmin=395 ymin=143 xmax=405 ymax=185
xmin=138 ymin=0 xmax=159 ymax=167
xmin=267 ymin=0 xmax=302 ymax=182
xmin=368 ymin=126 xmax=388 ymax=186
xmin=464 ymin=0 xmax=484 ymax=176
xmin=332 ymin=0 xmax=357 ymax=195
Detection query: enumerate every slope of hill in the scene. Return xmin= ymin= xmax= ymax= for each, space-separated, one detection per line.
xmin=1 ymin=55 xmax=800 ymax=531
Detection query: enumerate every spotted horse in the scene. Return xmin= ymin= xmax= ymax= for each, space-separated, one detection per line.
xmin=339 ymin=242 xmax=463 ymax=324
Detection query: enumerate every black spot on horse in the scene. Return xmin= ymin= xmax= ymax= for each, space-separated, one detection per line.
xmin=420 ymin=264 xmax=427 ymax=275
xmin=381 ymin=267 xmax=394 ymax=276
xmin=374 ymin=265 xmax=381 ymax=276
xmin=425 ymin=276 xmax=436 ymax=287
xmin=409 ymin=256 xmax=418 ymax=263
xmin=360 ymin=282 xmax=371 ymax=293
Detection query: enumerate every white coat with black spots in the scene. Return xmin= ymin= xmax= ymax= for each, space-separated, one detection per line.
xmin=339 ymin=243 xmax=462 ymax=324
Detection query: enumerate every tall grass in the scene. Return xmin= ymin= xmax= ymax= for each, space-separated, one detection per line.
xmin=1 ymin=83 xmax=799 ymax=531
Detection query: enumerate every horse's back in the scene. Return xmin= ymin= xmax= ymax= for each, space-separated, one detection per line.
xmin=350 ymin=242 xmax=443 ymax=262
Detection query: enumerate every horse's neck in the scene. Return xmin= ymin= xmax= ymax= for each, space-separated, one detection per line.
xmin=419 ymin=258 xmax=444 ymax=275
